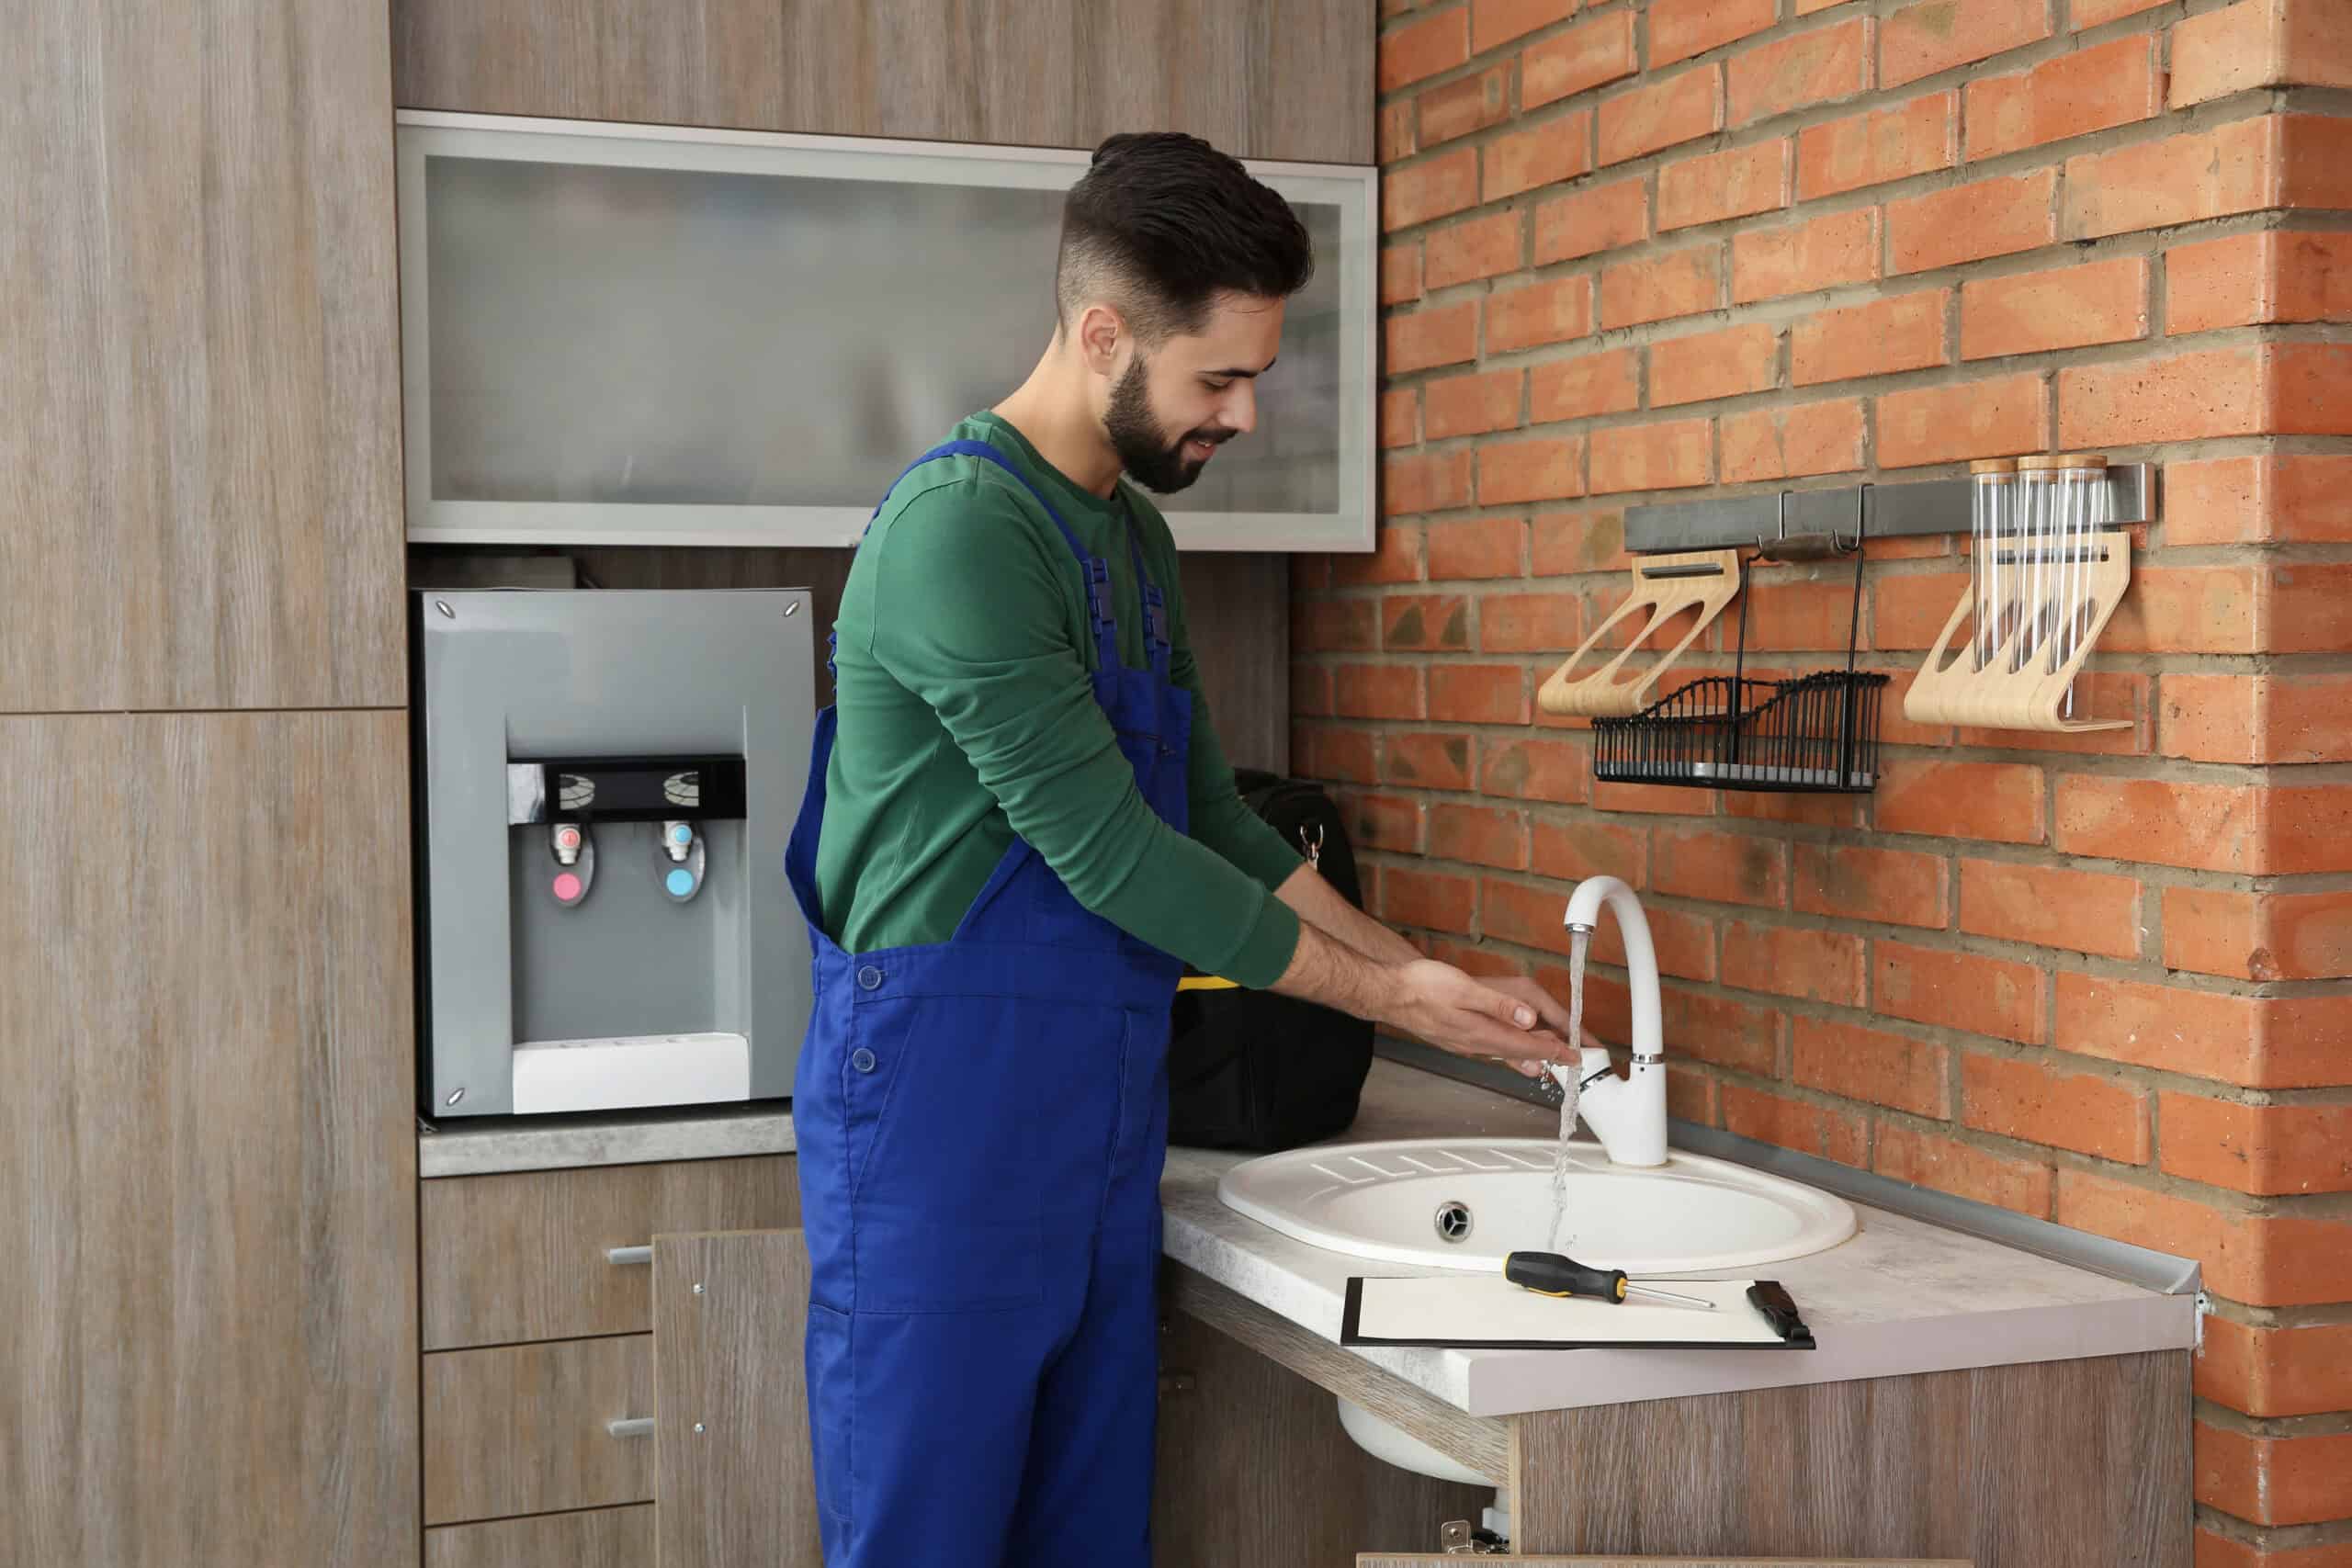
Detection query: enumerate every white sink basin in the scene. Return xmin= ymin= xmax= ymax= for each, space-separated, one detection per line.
xmin=1217 ymin=1135 xmax=1857 ymax=1274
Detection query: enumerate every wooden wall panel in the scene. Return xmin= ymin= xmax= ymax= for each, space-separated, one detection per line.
xmin=392 ymin=0 xmax=1374 ymax=164
xmin=1076 ymin=0 xmax=1252 ymax=160
xmin=1181 ymin=553 xmax=1292 ymax=775
xmin=0 ymin=0 xmax=407 ymax=713
xmin=1254 ymin=0 xmax=1379 ymax=164
xmin=392 ymin=0 xmax=788 ymax=131
xmin=0 ymin=712 xmax=419 ymax=1567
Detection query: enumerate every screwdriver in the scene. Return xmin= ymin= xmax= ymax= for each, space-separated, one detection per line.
xmin=1503 ymin=1250 xmax=1715 ymax=1310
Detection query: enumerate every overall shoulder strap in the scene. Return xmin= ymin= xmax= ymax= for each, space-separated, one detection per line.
xmin=860 ymin=437 xmax=1120 ymax=674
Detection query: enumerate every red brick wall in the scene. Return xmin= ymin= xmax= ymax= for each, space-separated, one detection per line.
xmin=1318 ymin=0 xmax=2352 ymax=1559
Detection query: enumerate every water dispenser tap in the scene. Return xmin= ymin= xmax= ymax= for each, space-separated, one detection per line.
xmin=662 ymin=819 xmax=695 ymax=863
xmin=548 ymin=821 xmax=594 ymax=907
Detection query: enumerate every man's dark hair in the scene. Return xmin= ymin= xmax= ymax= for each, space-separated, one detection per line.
xmin=1056 ymin=132 xmax=1316 ymax=345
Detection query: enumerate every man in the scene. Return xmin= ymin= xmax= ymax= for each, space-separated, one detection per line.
xmin=782 ymin=132 xmax=1582 ymax=1568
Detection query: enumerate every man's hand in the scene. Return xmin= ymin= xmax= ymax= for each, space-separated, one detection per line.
xmin=1270 ymin=925 xmax=1603 ymax=1077
xmin=1473 ymin=975 xmax=1609 ymax=1059
xmin=1382 ymin=961 xmax=1573 ymax=1078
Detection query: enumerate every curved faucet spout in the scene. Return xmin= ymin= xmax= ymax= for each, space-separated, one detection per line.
xmin=1562 ymin=875 xmax=1662 ymax=1064
xmin=1554 ymin=875 xmax=1669 ymax=1168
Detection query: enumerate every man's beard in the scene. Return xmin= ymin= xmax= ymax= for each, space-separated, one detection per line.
xmin=1105 ymin=355 xmax=1229 ymax=494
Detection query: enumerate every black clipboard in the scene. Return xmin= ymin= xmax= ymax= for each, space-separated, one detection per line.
xmin=1339 ymin=1277 xmax=1816 ymax=1351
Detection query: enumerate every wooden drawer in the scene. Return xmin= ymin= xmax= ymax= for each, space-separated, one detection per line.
xmin=420 ymin=1154 xmax=799 ymax=1350
xmin=423 ymin=1336 xmax=656 ymax=1526
xmin=425 ymin=1504 xmax=653 ymax=1568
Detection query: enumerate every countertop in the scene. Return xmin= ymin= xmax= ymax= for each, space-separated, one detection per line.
xmin=418 ymin=1100 xmax=795 ymax=1177
xmin=419 ymin=1058 xmax=2199 ymax=1420
xmin=1163 ymin=1059 xmax=2199 ymax=1418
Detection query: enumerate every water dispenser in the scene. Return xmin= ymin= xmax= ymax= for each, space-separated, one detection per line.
xmin=411 ymin=589 xmax=814 ymax=1117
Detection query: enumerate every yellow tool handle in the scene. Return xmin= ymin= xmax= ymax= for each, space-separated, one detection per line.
xmin=1176 ymin=975 xmax=1240 ymax=991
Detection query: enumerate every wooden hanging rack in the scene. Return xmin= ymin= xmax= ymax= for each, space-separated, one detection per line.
xmin=1536 ymin=548 xmax=1743 ymax=719
xmin=1611 ymin=462 xmax=2155 ymax=736
xmin=1903 ymin=454 xmax=2135 ymax=734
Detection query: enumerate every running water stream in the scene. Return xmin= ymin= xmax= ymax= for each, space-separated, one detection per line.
xmin=1544 ymin=927 xmax=1590 ymax=1252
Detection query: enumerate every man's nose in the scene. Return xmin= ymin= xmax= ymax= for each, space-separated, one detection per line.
xmin=1221 ymin=382 xmax=1258 ymax=436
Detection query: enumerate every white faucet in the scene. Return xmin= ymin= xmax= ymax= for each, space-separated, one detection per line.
xmin=1551 ymin=875 xmax=1668 ymax=1167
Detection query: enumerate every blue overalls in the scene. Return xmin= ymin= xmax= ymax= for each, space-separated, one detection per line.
xmin=785 ymin=440 xmax=1191 ymax=1567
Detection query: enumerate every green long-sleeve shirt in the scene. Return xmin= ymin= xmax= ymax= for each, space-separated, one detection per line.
xmin=813 ymin=412 xmax=1306 ymax=987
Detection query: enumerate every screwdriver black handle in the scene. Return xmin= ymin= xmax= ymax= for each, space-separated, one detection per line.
xmin=1503 ymin=1250 xmax=1628 ymax=1304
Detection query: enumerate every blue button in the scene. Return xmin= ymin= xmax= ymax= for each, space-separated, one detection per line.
xmin=666 ymin=868 xmax=695 ymax=897
xmin=857 ymin=965 xmax=884 ymax=991
xmin=671 ymin=824 xmax=693 ymax=844
xmin=850 ymin=1047 xmax=876 ymax=1074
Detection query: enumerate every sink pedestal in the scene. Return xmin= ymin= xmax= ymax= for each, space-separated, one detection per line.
xmin=1334 ymin=1398 xmax=1512 ymax=1538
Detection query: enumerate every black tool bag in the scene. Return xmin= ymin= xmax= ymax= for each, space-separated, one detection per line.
xmin=1167 ymin=769 xmax=1375 ymax=1151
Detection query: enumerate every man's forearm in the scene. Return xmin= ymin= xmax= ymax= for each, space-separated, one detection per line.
xmin=1265 ymin=915 xmax=1402 ymax=1019
xmin=1274 ymin=862 xmax=1424 ymax=967
xmin=1266 ymin=911 xmax=1562 ymax=1073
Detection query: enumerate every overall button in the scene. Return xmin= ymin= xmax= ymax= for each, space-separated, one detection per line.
xmin=850 ymin=1047 xmax=877 ymax=1074
xmin=857 ymin=965 xmax=884 ymax=991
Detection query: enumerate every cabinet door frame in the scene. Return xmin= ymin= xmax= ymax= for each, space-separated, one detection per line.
xmin=395 ymin=109 xmax=1377 ymax=554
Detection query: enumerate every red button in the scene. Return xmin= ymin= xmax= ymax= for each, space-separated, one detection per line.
xmin=553 ymin=873 xmax=582 ymax=902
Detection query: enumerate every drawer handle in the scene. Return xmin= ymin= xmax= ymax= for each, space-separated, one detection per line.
xmin=607 ymin=1416 xmax=655 ymax=1439
xmin=605 ymin=1245 xmax=652 ymax=1266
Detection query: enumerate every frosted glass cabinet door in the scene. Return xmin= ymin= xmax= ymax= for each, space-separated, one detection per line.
xmin=396 ymin=112 xmax=1377 ymax=552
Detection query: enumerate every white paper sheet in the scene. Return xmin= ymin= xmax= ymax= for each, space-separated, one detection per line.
xmin=1349 ymin=1274 xmax=1793 ymax=1347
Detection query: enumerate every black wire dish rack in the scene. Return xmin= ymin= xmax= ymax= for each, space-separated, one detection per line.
xmin=1592 ymin=499 xmax=1890 ymax=795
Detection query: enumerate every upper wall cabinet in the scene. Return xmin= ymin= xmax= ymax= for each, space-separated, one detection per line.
xmin=390 ymin=0 xmax=1374 ymax=165
xmin=397 ymin=113 xmax=1375 ymax=552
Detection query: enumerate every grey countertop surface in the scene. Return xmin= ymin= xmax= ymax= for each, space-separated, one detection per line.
xmin=418 ymin=1057 xmax=2199 ymax=1418
xmin=418 ymin=1100 xmax=795 ymax=1177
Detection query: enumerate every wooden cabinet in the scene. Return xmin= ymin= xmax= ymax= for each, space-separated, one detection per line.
xmin=418 ymin=1155 xmax=820 ymax=1567
xmin=420 ymin=1155 xmax=802 ymax=1349
xmin=1507 ymin=1351 xmax=2190 ymax=1563
xmin=1158 ymin=1263 xmax=2188 ymax=1567
xmin=390 ymin=0 xmax=1374 ymax=164
xmin=424 ymin=1337 xmax=659 ymax=1525
xmin=425 ymin=1506 xmax=655 ymax=1568
xmin=414 ymin=1165 xmax=2190 ymax=1566
xmin=394 ymin=117 xmax=1373 ymax=557
xmin=650 ymin=1231 xmax=825 ymax=1566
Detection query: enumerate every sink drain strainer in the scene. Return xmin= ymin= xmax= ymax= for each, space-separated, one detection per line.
xmin=1433 ymin=1200 xmax=1473 ymax=1243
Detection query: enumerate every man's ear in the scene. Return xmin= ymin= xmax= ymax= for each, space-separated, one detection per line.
xmin=1076 ymin=300 xmax=1127 ymax=375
